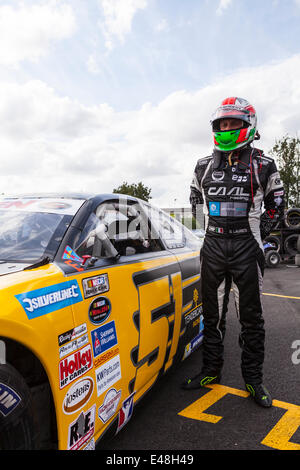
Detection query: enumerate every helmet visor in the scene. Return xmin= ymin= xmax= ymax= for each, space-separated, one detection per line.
xmin=211 ymin=105 xmax=252 ymax=131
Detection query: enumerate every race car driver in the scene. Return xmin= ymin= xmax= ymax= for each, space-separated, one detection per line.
xmin=181 ymin=97 xmax=285 ymax=408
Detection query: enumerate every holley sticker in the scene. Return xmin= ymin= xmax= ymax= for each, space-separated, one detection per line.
xmin=59 ymin=344 xmax=93 ymax=389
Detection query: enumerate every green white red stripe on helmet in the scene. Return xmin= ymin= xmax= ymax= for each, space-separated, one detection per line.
xmin=211 ymin=97 xmax=258 ymax=152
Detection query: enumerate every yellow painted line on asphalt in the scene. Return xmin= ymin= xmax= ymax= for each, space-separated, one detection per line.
xmin=262 ymin=399 xmax=300 ymax=450
xmin=179 ymin=384 xmax=300 ymax=450
xmin=262 ymin=292 xmax=300 ymax=300
xmin=230 ymin=289 xmax=300 ymax=300
xmin=178 ymin=384 xmax=248 ymax=424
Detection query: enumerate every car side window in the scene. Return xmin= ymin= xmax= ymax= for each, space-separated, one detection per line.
xmin=141 ymin=203 xmax=186 ymax=249
xmin=74 ymin=199 xmax=163 ymax=258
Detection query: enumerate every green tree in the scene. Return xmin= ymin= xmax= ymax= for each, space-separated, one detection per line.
xmin=270 ymin=135 xmax=300 ymax=208
xmin=113 ymin=181 xmax=152 ymax=202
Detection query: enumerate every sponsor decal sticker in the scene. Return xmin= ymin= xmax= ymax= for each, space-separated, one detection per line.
xmin=184 ymin=305 xmax=203 ymax=325
xmin=91 ymin=320 xmax=118 ymax=358
xmin=95 ymin=354 xmax=121 ymax=396
xmin=15 ymin=280 xmax=83 ymax=319
xmin=68 ymin=405 xmax=95 ymax=451
xmin=58 ymin=323 xmax=88 ymax=347
xmin=82 ymin=274 xmax=109 ymax=299
xmin=0 ymin=198 xmax=82 ymax=215
xmin=82 ymin=437 xmax=95 ymax=450
xmin=98 ymin=388 xmax=122 ymax=423
xmin=58 ymin=324 xmax=89 ymax=359
xmin=62 ymin=245 xmax=83 ymax=263
xmin=116 ymin=392 xmax=135 ymax=434
xmin=0 ymin=383 xmax=21 ymax=416
xmin=63 ymin=377 xmax=94 ymax=414
xmin=94 ymin=346 xmax=119 ymax=369
xmin=88 ymin=296 xmax=111 ymax=324
xmin=182 ymin=331 xmax=203 ymax=360
xmin=59 ymin=344 xmax=93 ymax=389
xmin=59 ymin=333 xmax=89 ymax=359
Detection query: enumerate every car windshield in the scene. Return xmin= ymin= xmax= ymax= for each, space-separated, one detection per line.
xmin=0 ymin=210 xmax=71 ymax=263
xmin=0 ymin=196 xmax=86 ymax=263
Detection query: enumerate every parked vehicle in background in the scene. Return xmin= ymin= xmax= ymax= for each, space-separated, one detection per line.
xmin=264 ymin=242 xmax=281 ymax=268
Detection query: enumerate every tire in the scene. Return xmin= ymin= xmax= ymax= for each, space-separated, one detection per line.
xmin=297 ymin=235 xmax=300 ymax=253
xmin=0 ymin=363 xmax=37 ymax=450
xmin=264 ymin=235 xmax=281 ymax=252
xmin=265 ymin=250 xmax=280 ymax=268
xmin=284 ymin=208 xmax=300 ymax=229
xmin=284 ymin=234 xmax=300 ymax=256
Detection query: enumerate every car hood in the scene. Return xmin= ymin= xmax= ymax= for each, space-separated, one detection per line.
xmin=0 ymin=263 xmax=65 ymax=305
xmin=0 ymin=261 xmax=32 ymax=276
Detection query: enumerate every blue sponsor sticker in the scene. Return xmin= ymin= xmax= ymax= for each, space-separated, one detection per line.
xmin=0 ymin=383 xmax=21 ymax=416
xmin=91 ymin=320 xmax=118 ymax=358
xmin=209 ymin=201 xmax=220 ymax=216
xmin=191 ymin=332 xmax=203 ymax=350
xmin=15 ymin=280 xmax=83 ymax=319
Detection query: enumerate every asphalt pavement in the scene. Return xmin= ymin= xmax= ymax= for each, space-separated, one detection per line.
xmin=98 ymin=263 xmax=300 ymax=454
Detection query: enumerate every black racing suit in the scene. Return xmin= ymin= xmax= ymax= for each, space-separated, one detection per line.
xmin=190 ymin=146 xmax=284 ymax=384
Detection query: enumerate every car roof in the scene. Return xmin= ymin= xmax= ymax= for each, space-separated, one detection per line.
xmin=0 ymin=193 xmax=143 ymax=214
xmin=1 ymin=192 xmax=139 ymax=201
xmin=2 ymin=192 xmax=93 ymax=201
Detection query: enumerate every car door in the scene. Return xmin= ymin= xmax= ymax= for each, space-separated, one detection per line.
xmin=57 ymin=196 xmax=185 ymax=446
xmin=140 ymin=202 xmax=204 ymax=360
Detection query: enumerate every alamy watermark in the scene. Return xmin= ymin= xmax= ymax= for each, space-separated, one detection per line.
xmin=291 ymin=340 xmax=300 ymax=365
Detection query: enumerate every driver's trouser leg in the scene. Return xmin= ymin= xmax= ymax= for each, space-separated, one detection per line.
xmin=200 ymin=249 xmax=231 ymax=376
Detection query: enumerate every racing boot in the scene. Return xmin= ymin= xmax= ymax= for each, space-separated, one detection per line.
xmin=181 ymin=372 xmax=221 ymax=390
xmin=245 ymin=383 xmax=272 ymax=408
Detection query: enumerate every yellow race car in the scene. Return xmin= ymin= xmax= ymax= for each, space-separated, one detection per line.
xmin=0 ymin=193 xmax=203 ymax=450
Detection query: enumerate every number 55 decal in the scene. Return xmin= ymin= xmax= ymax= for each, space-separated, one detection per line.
xmin=131 ymin=263 xmax=183 ymax=394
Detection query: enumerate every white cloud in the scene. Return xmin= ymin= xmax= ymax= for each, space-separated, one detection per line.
xmin=98 ymin=0 xmax=147 ymax=50
xmin=216 ymin=0 xmax=233 ymax=16
xmin=155 ymin=18 xmax=170 ymax=33
xmin=86 ymin=54 xmax=101 ymax=75
xmin=0 ymin=1 xmax=76 ymax=66
xmin=1 ymin=54 xmax=300 ymax=206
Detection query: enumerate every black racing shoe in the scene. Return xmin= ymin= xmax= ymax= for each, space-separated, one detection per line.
xmin=245 ymin=383 xmax=272 ymax=408
xmin=181 ymin=373 xmax=221 ymax=390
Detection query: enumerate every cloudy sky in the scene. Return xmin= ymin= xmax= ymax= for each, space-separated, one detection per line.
xmin=1 ymin=0 xmax=300 ymax=207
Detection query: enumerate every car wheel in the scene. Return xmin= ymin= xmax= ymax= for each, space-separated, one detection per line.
xmin=284 ymin=208 xmax=300 ymax=229
xmin=0 ymin=363 xmax=37 ymax=450
xmin=284 ymin=234 xmax=300 ymax=256
xmin=265 ymin=250 xmax=280 ymax=268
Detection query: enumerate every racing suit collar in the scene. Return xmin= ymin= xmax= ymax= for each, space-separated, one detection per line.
xmin=212 ymin=146 xmax=253 ymax=171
